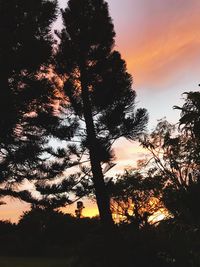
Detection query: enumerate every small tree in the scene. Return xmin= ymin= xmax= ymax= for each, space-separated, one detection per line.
xmin=110 ymin=169 xmax=164 ymax=228
xmin=141 ymin=118 xmax=200 ymax=224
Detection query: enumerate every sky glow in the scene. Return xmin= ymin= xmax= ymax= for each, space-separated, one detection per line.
xmin=1 ymin=0 xmax=200 ymax=221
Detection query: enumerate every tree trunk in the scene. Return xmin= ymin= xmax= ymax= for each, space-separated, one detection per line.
xmin=80 ymin=63 xmax=114 ymax=230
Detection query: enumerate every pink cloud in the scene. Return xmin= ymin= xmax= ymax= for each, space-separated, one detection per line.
xmin=107 ymin=0 xmax=200 ymax=89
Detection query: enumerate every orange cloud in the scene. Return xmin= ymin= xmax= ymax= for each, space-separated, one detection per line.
xmin=111 ymin=0 xmax=200 ymax=89
xmin=128 ymin=23 xmax=200 ymax=87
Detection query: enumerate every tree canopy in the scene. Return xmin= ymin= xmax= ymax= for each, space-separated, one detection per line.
xmin=33 ymin=0 xmax=148 ymax=228
xmin=0 ymin=0 xmax=59 ymax=202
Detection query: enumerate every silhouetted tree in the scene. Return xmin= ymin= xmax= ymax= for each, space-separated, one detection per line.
xmin=173 ymin=90 xmax=200 ymax=224
xmin=141 ymin=119 xmax=200 ymax=224
xmin=174 ymin=90 xmax=200 ymax=163
xmin=0 ymin=0 xmax=59 ymax=202
xmin=175 ymin=91 xmax=200 ymax=138
xmin=110 ymin=169 xmax=164 ymax=228
xmin=37 ymin=0 xmax=148 ymax=229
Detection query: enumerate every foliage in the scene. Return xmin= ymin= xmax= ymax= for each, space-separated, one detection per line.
xmin=34 ymin=0 xmax=148 ymax=227
xmin=0 ymin=0 xmax=60 ymax=203
xmin=174 ymin=91 xmax=200 ymax=139
xmin=110 ymin=169 xmax=164 ymax=227
xmin=140 ymin=118 xmax=200 ymax=224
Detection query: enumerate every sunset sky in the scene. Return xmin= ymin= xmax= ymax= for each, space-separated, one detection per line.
xmin=1 ymin=0 xmax=200 ymax=221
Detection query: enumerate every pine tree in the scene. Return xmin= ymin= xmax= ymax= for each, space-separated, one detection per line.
xmin=0 ymin=0 xmax=58 ymax=201
xmin=38 ymin=0 xmax=148 ymax=228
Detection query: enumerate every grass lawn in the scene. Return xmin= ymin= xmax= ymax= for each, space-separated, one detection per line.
xmin=0 ymin=257 xmax=71 ymax=267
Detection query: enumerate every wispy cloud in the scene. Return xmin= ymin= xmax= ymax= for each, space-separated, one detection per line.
xmin=108 ymin=0 xmax=200 ymax=89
